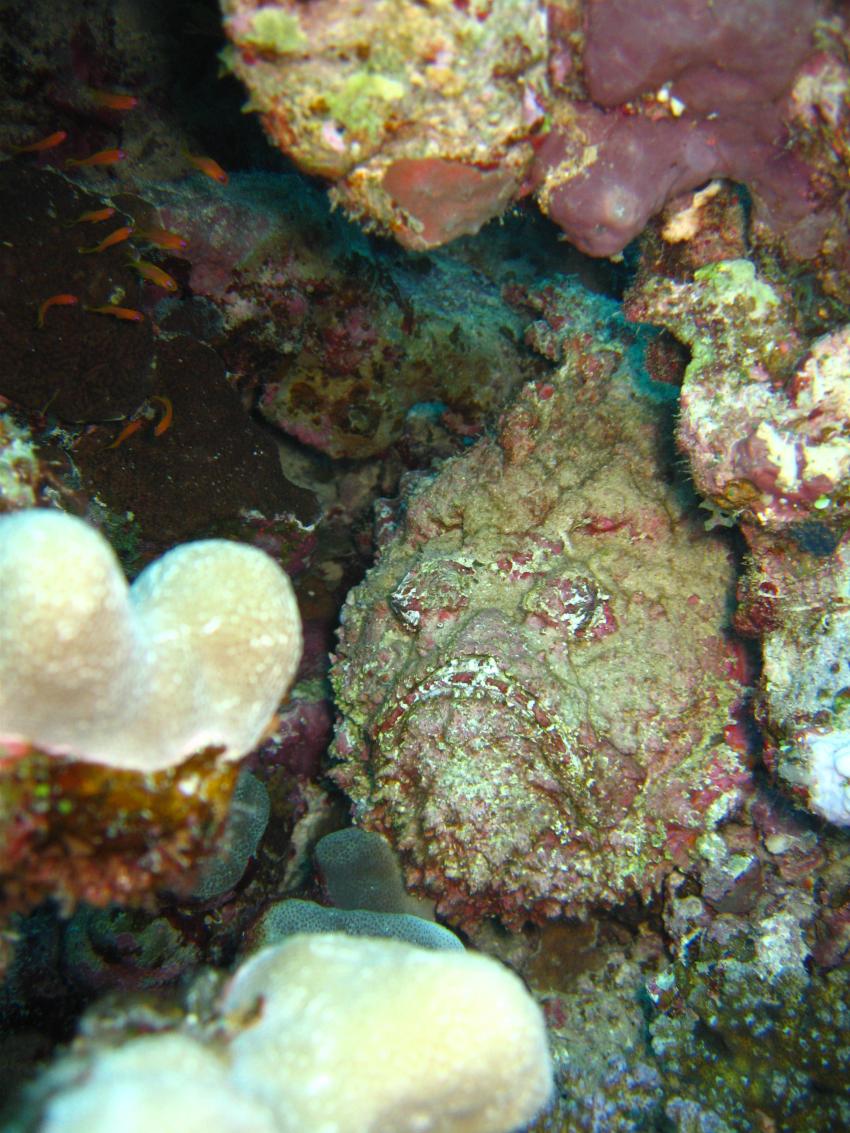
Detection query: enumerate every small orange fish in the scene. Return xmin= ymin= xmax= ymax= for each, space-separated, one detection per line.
xmin=10 ymin=129 xmax=68 ymax=154
xmin=78 ymin=225 xmax=134 ymax=254
xmin=85 ymin=304 xmax=144 ymax=322
xmin=36 ymin=293 xmax=78 ymax=328
xmin=107 ymin=418 xmax=144 ymax=449
xmin=135 ymin=226 xmax=188 ymax=250
xmin=67 ymin=206 xmax=116 ymax=225
xmin=184 ymin=152 xmax=228 ymax=184
xmin=127 ymin=257 xmax=178 ymax=292
xmin=66 ymin=147 xmax=126 ymax=168
xmin=151 ymin=395 xmax=174 ymax=436
xmin=88 ymin=89 xmax=138 ymax=112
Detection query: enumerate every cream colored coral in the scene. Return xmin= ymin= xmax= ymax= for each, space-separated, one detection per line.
xmin=0 ymin=509 xmax=301 ymax=771
xmin=222 ymin=934 xmax=553 ymax=1133
xmin=41 ymin=1034 xmax=278 ymax=1133
xmin=35 ymin=934 xmax=552 ymax=1133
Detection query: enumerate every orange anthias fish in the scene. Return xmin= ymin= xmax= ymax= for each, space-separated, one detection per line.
xmin=10 ymin=129 xmax=68 ymax=153
xmin=78 ymin=225 xmax=134 ymax=254
xmin=66 ymin=147 xmax=126 ymax=168
xmin=151 ymin=395 xmax=174 ymax=436
xmin=85 ymin=304 xmax=144 ymax=322
xmin=184 ymin=152 xmax=228 ymax=184
xmin=107 ymin=418 xmax=144 ymax=449
xmin=36 ymin=293 xmax=78 ymax=328
xmin=127 ymin=257 xmax=178 ymax=292
xmin=88 ymin=89 xmax=139 ymax=112
xmin=67 ymin=206 xmax=116 ymax=225
xmin=135 ymin=226 xmax=188 ymax=250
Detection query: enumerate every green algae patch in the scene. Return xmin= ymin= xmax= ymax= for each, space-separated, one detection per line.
xmin=694 ymin=258 xmax=782 ymax=319
xmin=326 ymin=72 xmax=407 ymax=139
xmin=244 ymin=9 xmax=307 ymax=55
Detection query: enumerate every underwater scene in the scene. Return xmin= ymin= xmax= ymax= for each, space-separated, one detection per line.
xmin=1 ymin=1 xmax=850 ymax=1130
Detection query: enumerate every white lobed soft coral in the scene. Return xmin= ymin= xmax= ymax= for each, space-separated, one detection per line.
xmin=35 ymin=933 xmax=552 ymax=1133
xmin=0 ymin=509 xmax=302 ymax=771
xmin=222 ymin=933 xmax=553 ymax=1133
xmin=41 ymin=1034 xmax=278 ymax=1133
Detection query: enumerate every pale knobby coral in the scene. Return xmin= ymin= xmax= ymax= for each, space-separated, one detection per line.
xmin=35 ymin=933 xmax=553 ymax=1133
xmin=0 ymin=509 xmax=302 ymax=771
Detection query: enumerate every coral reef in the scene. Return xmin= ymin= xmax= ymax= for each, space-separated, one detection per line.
xmin=533 ymin=0 xmax=831 ymax=257
xmin=0 ymin=509 xmax=301 ymax=915
xmin=221 ymin=0 xmax=850 ymax=301
xmin=137 ymin=171 xmax=544 ymax=461
xmin=0 ymin=3 xmax=849 ymax=1130
xmin=528 ymin=929 xmax=668 ymax=1132
xmin=331 ymin=282 xmax=750 ymax=929
xmin=626 ymin=258 xmax=850 ymax=827
xmin=649 ymin=903 xmax=850 ymax=1130
xmin=626 ymin=259 xmax=850 ymax=531
xmin=0 ymin=746 xmax=240 ymax=914
xmin=220 ymin=0 xmax=549 ymax=249
xmin=521 ymin=782 xmax=850 ymax=1132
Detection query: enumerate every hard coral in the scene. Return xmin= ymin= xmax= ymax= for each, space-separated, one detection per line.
xmin=220 ymin=0 xmax=846 ymax=275
xmin=0 ymin=509 xmax=302 ymax=771
xmin=628 ymin=258 xmax=850 ymax=828
xmin=649 ymin=905 xmax=850 ymax=1131
xmin=37 ymin=934 xmax=553 ymax=1133
xmin=748 ymin=530 xmax=850 ymax=827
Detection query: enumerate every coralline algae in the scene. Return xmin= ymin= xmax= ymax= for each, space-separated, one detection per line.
xmin=628 ymin=259 xmax=850 ymax=828
xmin=331 ymin=285 xmax=750 ymax=929
xmin=626 ymin=260 xmax=850 ymax=532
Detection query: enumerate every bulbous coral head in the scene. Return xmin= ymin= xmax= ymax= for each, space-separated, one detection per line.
xmin=37 ymin=934 xmax=553 ymax=1133
xmin=0 ymin=509 xmax=302 ymax=771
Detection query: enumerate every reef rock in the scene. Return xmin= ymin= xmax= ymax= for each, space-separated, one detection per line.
xmin=220 ymin=0 xmax=548 ymax=250
xmin=628 ymin=258 xmax=850 ymax=828
xmin=626 ymin=259 xmax=850 ymax=531
xmin=331 ymin=285 xmax=750 ymax=929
